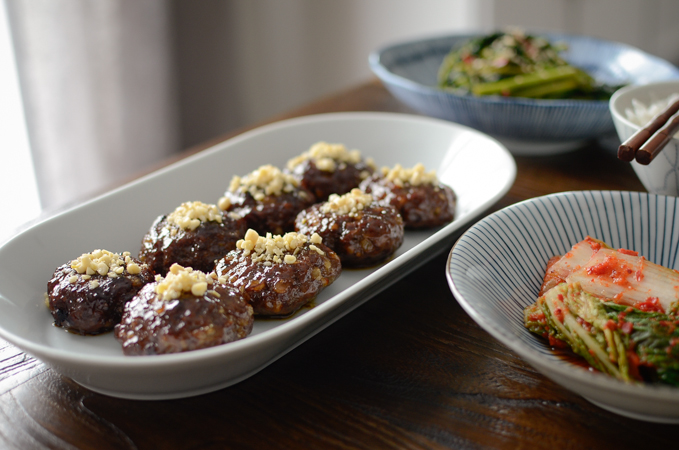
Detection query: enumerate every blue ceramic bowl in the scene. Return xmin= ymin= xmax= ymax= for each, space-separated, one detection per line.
xmin=447 ymin=190 xmax=679 ymax=423
xmin=370 ymin=32 xmax=679 ymax=154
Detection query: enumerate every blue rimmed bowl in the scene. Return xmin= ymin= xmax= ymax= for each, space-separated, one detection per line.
xmin=446 ymin=190 xmax=679 ymax=423
xmin=370 ymin=32 xmax=679 ymax=155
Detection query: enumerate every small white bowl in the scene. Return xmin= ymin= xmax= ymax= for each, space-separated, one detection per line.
xmin=610 ymin=80 xmax=679 ymax=196
xmin=447 ymin=190 xmax=679 ymax=423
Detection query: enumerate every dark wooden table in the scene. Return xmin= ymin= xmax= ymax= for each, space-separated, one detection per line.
xmin=3 ymin=80 xmax=676 ymax=449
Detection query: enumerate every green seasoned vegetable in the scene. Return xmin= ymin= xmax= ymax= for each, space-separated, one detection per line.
xmin=438 ymin=29 xmax=622 ymax=100
xmin=525 ymin=282 xmax=679 ymax=386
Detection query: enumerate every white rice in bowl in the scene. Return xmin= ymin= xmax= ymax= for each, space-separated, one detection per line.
xmin=625 ymin=92 xmax=679 ymax=137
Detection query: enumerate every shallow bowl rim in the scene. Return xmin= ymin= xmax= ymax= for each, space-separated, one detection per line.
xmin=370 ymin=31 xmax=675 ymax=109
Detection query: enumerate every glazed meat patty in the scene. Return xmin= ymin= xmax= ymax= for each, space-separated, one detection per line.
xmin=115 ymin=265 xmax=254 ymax=355
xmin=214 ymin=229 xmax=342 ymax=316
xmin=286 ymin=141 xmax=375 ymax=201
xmin=47 ymin=250 xmax=154 ymax=335
xmin=360 ymin=164 xmax=456 ymax=229
xmin=139 ymin=201 xmax=247 ymax=276
xmin=219 ymin=190 xmax=314 ymax=236
xmin=219 ymin=165 xmax=315 ymax=235
xmin=295 ymin=189 xmax=404 ymax=268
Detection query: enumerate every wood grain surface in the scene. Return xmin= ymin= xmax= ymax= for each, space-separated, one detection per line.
xmin=1 ymin=79 xmax=676 ymax=450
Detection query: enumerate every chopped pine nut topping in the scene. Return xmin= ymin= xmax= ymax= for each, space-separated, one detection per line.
xmin=70 ymin=250 xmax=144 ymax=279
xmin=217 ymin=196 xmax=232 ymax=211
xmin=236 ymin=229 xmax=323 ymax=264
xmin=309 ymin=244 xmax=325 ymax=256
xmin=155 ymin=264 xmax=213 ymax=300
xmin=167 ymin=201 xmax=223 ymax=230
xmin=222 ymin=165 xmax=299 ymax=203
xmin=380 ymin=163 xmax=437 ymax=187
xmin=320 ymin=188 xmax=373 ymax=216
xmin=287 ymin=142 xmax=374 ymax=173
xmin=208 ymin=271 xmax=229 ymax=285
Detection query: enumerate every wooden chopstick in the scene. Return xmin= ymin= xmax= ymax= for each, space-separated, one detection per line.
xmin=618 ymin=97 xmax=679 ymax=163
xmin=635 ymin=110 xmax=679 ymax=164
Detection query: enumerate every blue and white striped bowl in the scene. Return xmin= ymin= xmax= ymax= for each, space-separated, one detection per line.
xmin=370 ymin=33 xmax=679 ymax=155
xmin=446 ymin=190 xmax=679 ymax=422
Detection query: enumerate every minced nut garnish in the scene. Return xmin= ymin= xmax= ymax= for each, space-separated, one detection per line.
xmin=236 ymin=229 xmax=323 ymax=264
xmin=155 ymin=264 xmax=213 ymax=300
xmin=308 ymin=244 xmax=325 ymax=256
xmin=287 ymin=141 xmax=375 ymax=173
xmin=70 ymin=250 xmax=142 ymax=279
xmin=380 ymin=163 xmax=437 ymax=187
xmin=167 ymin=201 xmax=222 ymax=231
xmin=208 ymin=271 xmax=228 ymax=285
xmin=221 ymin=165 xmax=299 ymax=203
xmin=217 ymin=196 xmax=232 ymax=211
xmin=320 ymin=188 xmax=372 ymax=216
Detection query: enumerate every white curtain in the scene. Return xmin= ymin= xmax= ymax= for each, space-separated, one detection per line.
xmin=4 ymin=0 xmax=485 ymax=214
xmin=6 ymin=0 xmax=180 ymax=211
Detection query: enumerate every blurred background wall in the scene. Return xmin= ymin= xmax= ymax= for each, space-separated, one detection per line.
xmin=171 ymin=0 xmax=492 ymax=148
xmin=2 ymin=0 xmax=679 ymax=239
xmin=173 ymin=0 xmax=679 ymax=149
